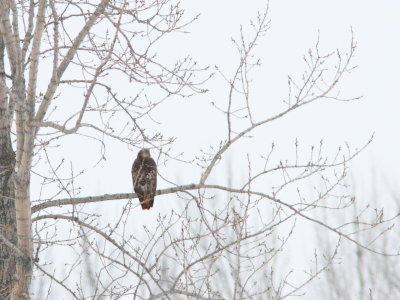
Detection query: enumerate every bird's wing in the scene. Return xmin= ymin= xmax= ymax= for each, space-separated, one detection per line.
xmin=131 ymin=158 xmax=140 ymax=187
xmin=148 ymin=166 xmax=157 ymax=194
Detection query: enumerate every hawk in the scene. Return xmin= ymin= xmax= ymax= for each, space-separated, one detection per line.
xmin=132 ymin=148 xmax=157 ymax=210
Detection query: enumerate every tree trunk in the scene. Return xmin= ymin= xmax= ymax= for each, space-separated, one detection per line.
xmin=0 ymin=36 xmax=17 ymax=300
xmin=12 ymin=175 xmax=32 ymax=300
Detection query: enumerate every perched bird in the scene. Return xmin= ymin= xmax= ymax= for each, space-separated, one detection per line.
xmin=131 ymin=148 xmax=157 ymax=210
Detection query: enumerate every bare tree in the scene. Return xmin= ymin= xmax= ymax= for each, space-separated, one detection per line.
xmin=0 ymin=1 xmax=396 ymax=299
xmin=1 ymin=0 xmax=207 ymax=298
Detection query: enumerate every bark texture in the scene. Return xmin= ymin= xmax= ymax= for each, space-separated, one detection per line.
xmin=0 ymin=36 xmax=17 ymax=300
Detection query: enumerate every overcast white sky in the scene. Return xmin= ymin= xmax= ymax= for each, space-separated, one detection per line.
xmin=35 ymin=0 xmax=400 ymax=248
xmin=180 ymin=0 xmax=400 ymax=182
xmin=40 ymin=0 xmax=400 ymax=198
xmin=30 ymin=1 xmax=400 ymax=298
xmin=149 ymin=1 xmax=400 ymax=295
xmin=66 ymin=0 xmax=400 ymax=196
xmin=28 ymin=0 xmax=400 ymax=298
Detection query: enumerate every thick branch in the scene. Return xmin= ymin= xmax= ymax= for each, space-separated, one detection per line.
xmin=26 ymin=0 xmax=47 ymax=117
xmin=32 ymin=183 xmax=399 ymax=257
xmin=32 ymin=184 xmax=200 ymax=213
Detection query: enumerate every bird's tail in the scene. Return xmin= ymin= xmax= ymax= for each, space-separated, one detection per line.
xmin=140 ymin=194 xmax=154 ymax=210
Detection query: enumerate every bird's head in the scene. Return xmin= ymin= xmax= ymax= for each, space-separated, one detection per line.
xmin=138 ymin=148 xmax=151 ymax=159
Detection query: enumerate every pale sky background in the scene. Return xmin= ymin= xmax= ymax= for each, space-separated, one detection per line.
xmin=50 ymin=0 xmax=400 ymax=194
xmin=59 ymin=0 xmax=400 ymax=210
xmin=33 ymin=0 xmax=400 ymax=197
xmin=177 ymin=0 xmax=400 ymax=182
xmin=31 ymin=1 xmax=400 ymax=298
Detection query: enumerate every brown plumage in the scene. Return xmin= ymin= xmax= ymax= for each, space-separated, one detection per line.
xmin=132 ymin=148 xmax=157 ymax=210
